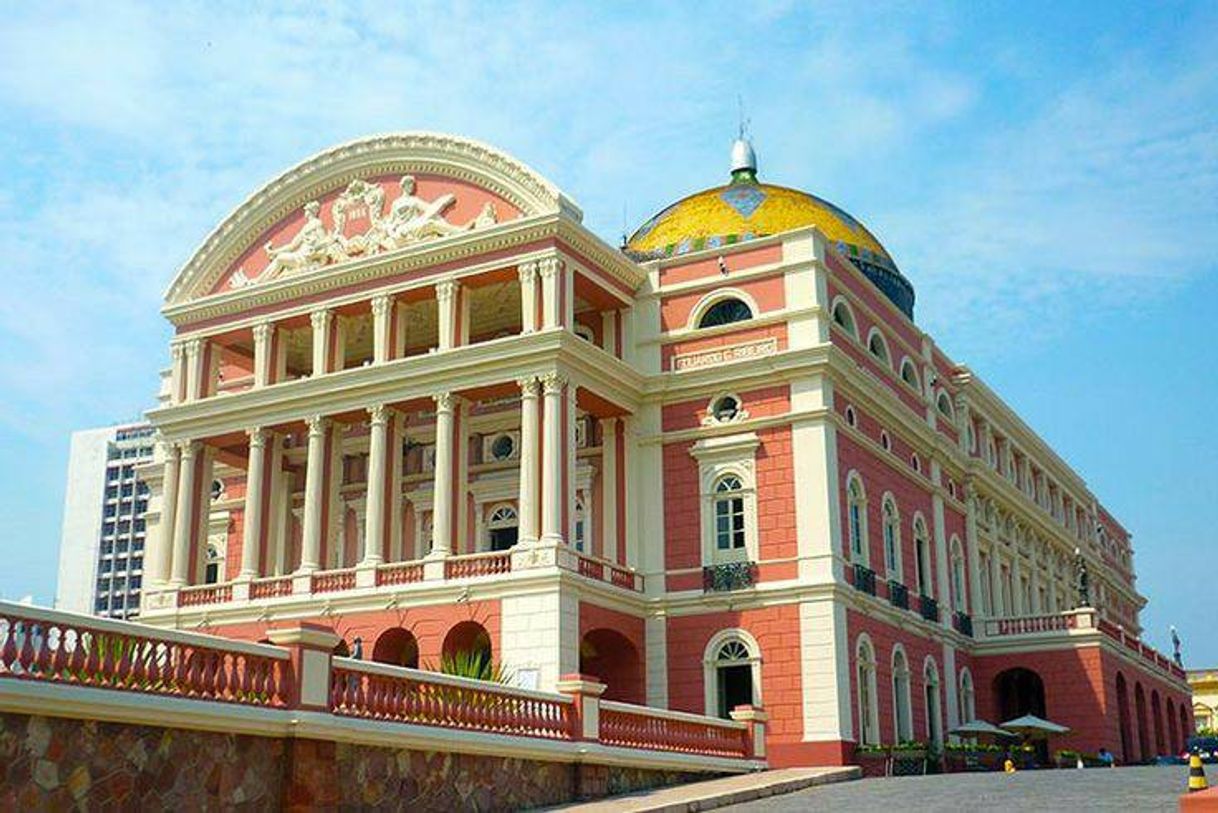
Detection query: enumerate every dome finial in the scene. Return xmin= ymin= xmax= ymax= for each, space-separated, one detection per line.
xmin=730 ymin=96 xmax=757 ymax=182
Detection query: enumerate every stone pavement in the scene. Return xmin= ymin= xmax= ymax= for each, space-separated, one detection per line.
xmin=726 ymin=764 xmax=1193 ymax=812
xmin=547 ymin=766 xmax=860 ymax=812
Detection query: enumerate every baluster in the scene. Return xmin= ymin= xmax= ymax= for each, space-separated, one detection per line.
xmin=33 ymin=624 xmax=54 ymax=675
xmin=47 ymin=627 xmax=67 ymax=680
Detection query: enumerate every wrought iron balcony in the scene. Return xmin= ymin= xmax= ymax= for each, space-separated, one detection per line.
xmin=702 ymin=561 xmax=758 ymax=592
xmin=853 ymin=563 xmax=877 ymax=596
xmin=919 ymin=595 xmax=940 ymax=622
xmin=888 ymin=580 xmax=909 ymax=610
xmin=954 ymin=611 xmax=973 ymax=637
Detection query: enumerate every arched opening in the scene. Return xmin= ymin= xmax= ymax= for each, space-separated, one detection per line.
xmin=1180 ymin=704 xmax=1191 ymax=754
xmin=867 ymin=330 xmax=890 ymax=366
xmin=580 ymin=628 xmax=643 ymax=704
xmin=831 ymin=299 xmax=857 ymax=337
xmin=913 ymin=518 xmax=932 ymax=598
xmin=959 ymin=668 xmax=976 ymax=722
xmin=924 ymin=659 xmax=943 ymax=746
xmin=372 ymin=627 xmax=419 ymax=668
xmin=856 ymin=636 xmax=880 ymax=746
xmin=892 ymin=647 xmax=913 ymax=742
xmin=713 ymin=474 xmax=747 ymax=557
xmin=995 ymin=667 xmax=1048 ymax=763
xmin=847 ymin=475 xmax=867 ymax=565
xmin=900 ymin=359 xmax=920 ymax=390
xmin=442 ymin=621 xmax=492 ymax=669
xmin=697 ymin=297 xmax=754 ymax=329
xmin=1134 ymin=682 xmax=1149 ymax=763
xmin=1151 ymin=690 xmax=1164 ymax=757
xmin=1116 ymin=672 xmax=1133 ymax=763
xmin=486 ymin=504 xmax=519 ymax=551
xmin=705 ymin=635 xmax=759 ymax=720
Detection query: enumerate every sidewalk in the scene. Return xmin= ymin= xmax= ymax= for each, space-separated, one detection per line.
xmin=548 ymin=766 xmax=861 ymax=812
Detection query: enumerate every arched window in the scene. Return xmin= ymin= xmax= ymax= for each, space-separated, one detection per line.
xmin=698 ymin=297 xmax=753 ymax=329
xmin=910 ymin=453 xmax=921 ymax=474
xmin=892 ymin=647 xmax=913 ymax=742
xmin=937 ymin=392 xmax=954 ymax=420
xmin=959 ymin=668 xmax=976 ymax=722
xmin=900 ymin=358 xmax=920 ymax=391
xmin=573 ymin=496 xmax=587 ymax=552
xmin=703 ymin=631 xmax=762 ymax=719
xmin=573 ymin=324 xmax=595 ymax=343
xmin=950 ymin=536 xmax=967 ymax=612
xmin=856 ymin=636 xmax=880 ymax=746
xmin=880 ymin=430 xmax=891 ymax=451
xmin=867 ymin=329 xmax=891 ymax=366
xmin=204 ymin=543 xmax=223 ymax=585
xmin=924 ymin=658 xmax=943 ymax=745
xmin=845 ymin=406 xmax=857 ymax=428
xmin=714 ymin=475 xmax=746 ymax=553
xmin=913 ymin=516 xmax=932 ymax=598
xmin=847 ymin=475 xmax=868 ymax=565
xmin=831 ymin=299 xmax=857 ymax=338
xmin=486 ymin=504 xmax=518 ymax=551
xmin=882 ymin=496 xmax=901 ymax=579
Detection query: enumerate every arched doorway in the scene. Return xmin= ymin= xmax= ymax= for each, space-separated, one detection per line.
xmin=486 ymin=504 xmax=519 ymax=552
xmin=580 ymin=628 xmax=643 ymax=704
xmin=1134 ymin=683 xmax=1149 ymax=763
xmin=1116 ymin=672 xmax=1133 ymax=763
xmin=442 ymin=621 xmax=493 ymax=677
xmin=703 ymin=632 xmax=760 ymax=720
xmin=372 ymin=627 xmax=419 ymax=668
xmin=924 ymin=659 xmax=943 ymax=746
xmin=994 ymin=667 xmax=1048 ymax=763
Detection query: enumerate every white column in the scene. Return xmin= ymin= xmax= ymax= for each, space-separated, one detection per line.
xmin=600 ymin=417 xmax=618 ymax=562
xmin=429 ymin=392 xmax=455 ymax=556
xmin=362 ymin=404 xmax=388 ymax=565
xmin=299 ymin=416 xmax=328 ymax=572
xmin=1011 ymin=555 xmax=1025 ymax=615
xmin=310 ymin=309 xmax=332 ymax=376
xmin=518 ymin=377 xmax=541 ymax=545
xmin=931 ymin=462 xmax=952 ymax=629
xmin=169 ymin=343 xmax=186 ymax=404
xmin=184 ymin=339 xmax=203 ymax=402
xmin=153 ymin=442 xmax=180 ymax=586
xmin=252 ymin=322 xmax=274 ymax=388
xmin=372 ymin=295 xmax=393 ymax=364
xmin=538 ymin=257 xmax=562 ymax=329
xmin=964 ymin=486 xmax=985 ymax=620
xmin=436 ymin=279 xmax=459 ymax=351
xmin=990 ymin=548 xmax=1005 ymax=617
xmin=518 ymin=262 xmax=538 ymax=333
xmin=239 ymin=428 xmax=267 ymax=578
xmin=601 ymin=311 xmax=618 ymax=355
xmin=540 ymin=371 xmax=566 ymax=544
xmin=171 ymin=441 xmax=198 ymax=586
xmin=387 ymin=413 xmax=404 ymax=562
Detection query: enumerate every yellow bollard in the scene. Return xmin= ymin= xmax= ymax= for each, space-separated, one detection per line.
xmin=1004 ymin=758 xmax=1016 ymax=773
xmin=1189 ymin=753 xmax=1209 ymax=793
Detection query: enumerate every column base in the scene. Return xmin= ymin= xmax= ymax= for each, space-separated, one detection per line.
xmin=355 ymin=563 xmax=379 ymax=588
xmin=423 ymin=557 xmax=447 ymax=581
xmin=292 ymin=573 xmax=314 ymax=595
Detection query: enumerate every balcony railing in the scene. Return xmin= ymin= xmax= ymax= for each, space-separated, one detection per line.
xmin=918 ymin=595 xmax=939 ymax=623
xmin=444 ymin=550 xmax=511 ymax=580
xmin=888 ymin=580 xmax=909 ymax=610
xmin=571 ymin=552 xmax=643 ymax=593
xmin=852 ymin=564 xmax=877 ymax=596
xmin=703 ymin=561 xmax=758 ymax=592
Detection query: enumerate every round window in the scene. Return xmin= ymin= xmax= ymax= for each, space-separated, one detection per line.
xmin=712 ymin=395 xmax=740 ymax=422
xmin=490 ymin=434 xmax=515 ymax=461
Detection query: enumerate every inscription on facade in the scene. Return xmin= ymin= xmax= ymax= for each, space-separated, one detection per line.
xmin=672 ymin=337 xmax=778 ymax=371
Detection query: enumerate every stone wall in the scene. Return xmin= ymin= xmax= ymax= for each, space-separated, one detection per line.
xmin=0 ymin=711 xmax=706 ymax=811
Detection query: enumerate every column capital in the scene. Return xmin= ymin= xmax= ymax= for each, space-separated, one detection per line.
xmin=540 ymin=371 xmax=567 ymax=395
xmin=183 ymin=338 xmax=202 ymax=357
xmin=435 ymin=278 xmax=460 ymax=302
xmin=310 ymin=309 xmax=332 ymax=330
xmin=367 ymin=403 xmax=389 ymax=426
xmin=517 ymin=376 xmax=541 ymax=397
xmin=371 ymin=294 xmax=393 ymax=317
xmin=305 ymin=415 xmax=329 ymax=436
xmin=537 ymin=256 xmax=563 ymax=279
xmin=252 ymin=321 xmax=274 ymax=342
xmin=170 ymin=341 xmax=186 ymax=360
xmin=517 ymin=261 xmax=538 ymax=284
xmin=247 ymin=427 xmax=267 ymax=448
xmin=433 ymin=391 xmax=455 ymax=413
xmin=177 ymin=439 xmax=199 ymax=460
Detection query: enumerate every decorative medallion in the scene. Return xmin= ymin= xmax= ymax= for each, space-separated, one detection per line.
xmin=719 ymin=184 xmax=766 ymax=218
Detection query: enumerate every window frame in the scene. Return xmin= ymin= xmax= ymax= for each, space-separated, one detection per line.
xmin=691 ymin=433 xmax=761 ymax=567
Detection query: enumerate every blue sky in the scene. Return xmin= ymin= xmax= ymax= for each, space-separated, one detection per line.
xmin=0 ymin=2 xmax=1214 ymax=664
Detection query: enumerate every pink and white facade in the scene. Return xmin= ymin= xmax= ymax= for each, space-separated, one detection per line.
xmin=134 ymin=132 xmax=1189 ymax=767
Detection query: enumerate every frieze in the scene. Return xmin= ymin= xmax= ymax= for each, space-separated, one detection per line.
xmin=671 ymin=337 xmax=778 ymax=372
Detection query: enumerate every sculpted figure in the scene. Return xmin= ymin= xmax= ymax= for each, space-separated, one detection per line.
xmin=382 ymin=175 xmax=463 ymax=247
xmin=466 ymin=201 xmax=499 ymax=230
xmin=263 ymin=201 xmax=341 ymax=277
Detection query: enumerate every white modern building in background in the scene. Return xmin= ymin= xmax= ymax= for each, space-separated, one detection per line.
xmin=55 ymin=423 xmax=156 ymax=619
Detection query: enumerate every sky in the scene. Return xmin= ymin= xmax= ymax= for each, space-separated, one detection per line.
xmin=0 ymin=2 xmax=1215 ymax=664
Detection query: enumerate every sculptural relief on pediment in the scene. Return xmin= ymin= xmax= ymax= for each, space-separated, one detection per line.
xmin=216 ymin=174 xmax=518 ymax=293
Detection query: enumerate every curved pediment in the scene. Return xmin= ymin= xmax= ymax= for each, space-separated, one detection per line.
xmin=166 ymin=132 xmax=581 ymax=306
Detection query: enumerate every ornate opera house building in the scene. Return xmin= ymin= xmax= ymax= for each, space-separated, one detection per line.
xmin=137 ymin=132 xmax=1189 ymax=766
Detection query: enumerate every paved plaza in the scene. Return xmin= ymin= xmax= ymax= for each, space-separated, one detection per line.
xmin=728 ymin=766 xmax=1192 ymax=812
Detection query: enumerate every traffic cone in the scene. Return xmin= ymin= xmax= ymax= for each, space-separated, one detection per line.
xmin=1189 ymin=754 xmax=1209 ymax=793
